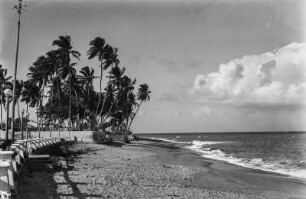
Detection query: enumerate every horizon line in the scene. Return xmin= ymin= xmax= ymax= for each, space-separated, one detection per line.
xmin=136 ymin=130 xmax=306 ymax=134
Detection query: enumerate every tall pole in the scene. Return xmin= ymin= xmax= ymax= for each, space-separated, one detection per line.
xmin=11 ymin=0 xmax=26 ymax=143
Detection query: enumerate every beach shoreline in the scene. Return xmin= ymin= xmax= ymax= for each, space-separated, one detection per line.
xmin=138 ymin=138 xmax=306 ymax=197
xmin=140 ymin=136 xmax=303 ymax=178
xmin=18 ymin=139 xmax=306 ymax=199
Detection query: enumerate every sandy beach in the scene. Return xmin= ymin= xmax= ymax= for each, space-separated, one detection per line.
xmin=17 ymin=139 xmax=306 ymax=199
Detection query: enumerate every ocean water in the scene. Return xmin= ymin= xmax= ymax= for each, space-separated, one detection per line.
xmin=138 ymin=132 xmax=306 ymax=179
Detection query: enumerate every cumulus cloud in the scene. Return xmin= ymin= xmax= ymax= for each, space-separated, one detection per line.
xmin=192 ymin=43 xmax=306 ymax=107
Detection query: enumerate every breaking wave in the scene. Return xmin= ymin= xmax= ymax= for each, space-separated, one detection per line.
xmin=186 ymin=140 xmax=306 ymax=179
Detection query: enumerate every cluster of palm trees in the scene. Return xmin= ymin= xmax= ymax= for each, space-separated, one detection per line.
xmin=0 ymin=35 xmax=151 ymax=135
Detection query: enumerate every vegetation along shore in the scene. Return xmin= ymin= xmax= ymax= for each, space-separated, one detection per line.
xmin=1 ymin=35 xmax=151 ymax=140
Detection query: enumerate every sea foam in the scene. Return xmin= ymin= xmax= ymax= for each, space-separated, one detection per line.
xmin=186 ymin=140 xmax=306 ymax=179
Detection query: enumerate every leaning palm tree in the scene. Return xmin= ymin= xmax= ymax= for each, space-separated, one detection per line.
xmin=115 ymin=75 xmax=136 ymax=133
xmin=101 ymin=65 xmax=126 ymax=123
xmin=128 ymin=84 xmax=151 ymax=130
xmin=98 ymin=46 xmax=119 ymax=123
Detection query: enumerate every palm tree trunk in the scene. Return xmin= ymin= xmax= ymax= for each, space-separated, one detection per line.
xmin=0 ymin=86 xmax=3 ymax=132
xmin=74 ymin=90 xmax=81 ymax=131
xmin=98 ymin=68 xmax=115 ymax=127
xmin=97 ymin=93 xmax=108 ymax=126
xmin=57 ymin=77 xmax=61 ymax=100
xmin=69 ymin=77 xmax=72 ymax=131
xmin=128 ymin=101 xmax=142 ymax=131
xmin=95 ymin=62 xmax=103 ymax=119
xmin=26 ymin=104 xmax=29 ymax=139
xmin=102 ymin=97 xmax=115 ymax=125
xmin=50 ymin=76 xmax=54 ymax=135
xmin=17 ymin=101 xmax=21 ymax=140
xmin=37 ymin=105 xmax=40 ymax=138
xmin=98 ymin=95 xmax=106 ymax=126
xmin=40 ymin=86 xmax=45 ymax=133
xmin=0 ymin=103 xmax=3 ymax=132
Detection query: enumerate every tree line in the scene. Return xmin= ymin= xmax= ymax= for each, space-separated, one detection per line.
xmin=0 ymin=35 xmax=151 ymax=135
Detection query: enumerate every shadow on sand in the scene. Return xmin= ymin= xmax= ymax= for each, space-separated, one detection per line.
xmin=17 ymin=142 xmax=106 ymax=198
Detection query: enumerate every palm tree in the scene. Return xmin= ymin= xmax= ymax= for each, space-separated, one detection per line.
xmin=78 ymin=66 xmax=95 ymax=99
xmin=101 ymin=65 xmax=126 ymax=123
xmin=21 ymin=81 xmax=39 ymax=111
xmin=101 ymin=83 xmax=116 ymax=125
xmin=87 ymin=38 xmax=115 ymax=123
xmin=14 ymin=80 xmax=23 ymax=135
xmin=27 ymin=55 xmax=50 ymax=131
xmin=128 ymin=84 xmax=151 ymax=130
xmin=52 ymin=35 xmax=80 ymax=130
xmin=52 ymin=36 xmax=81 ymax=97
xmin=115 ymin=76 xmax=136 ymax=133
xmin=45 ymin=50 xmax=59 ymax=131
xmin=59 ymin=62 xmax=77 ymax=130
xmin=87 ymin=37 xmax=106 ymax=116
xmin=70 ymin=73 xmax=83 ymax=130
xmin=98 ymin=46 xmax=119 ymax=123
xmin=77 ymin=66 xmax=96 ymax=127
xmin=27 ymin=56 xmax=52 ymax=89
xmin=45 ymin=75 xmax=62 ymax=131
xmin=21 ymin=81 xmax=40 ymax=137
xmin=52 ymin=36 xmax=80 ymax=66
xmin=22 ymin=35 xmax=153 ymax=135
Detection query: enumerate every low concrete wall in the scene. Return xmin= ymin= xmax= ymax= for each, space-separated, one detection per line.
xmin=0 ymin=137 xmax=74 ymax=196
xmin=28 ymin=131 xmax=94 ymax=142
xmin=2 ymin=130 xmax=118 ymax=143
xmin=27 ymin=131 xmax=113 ymax=143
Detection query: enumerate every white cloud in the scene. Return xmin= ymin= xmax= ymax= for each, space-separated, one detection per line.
xmin=192 ymin=43 xmax=306 ymax=107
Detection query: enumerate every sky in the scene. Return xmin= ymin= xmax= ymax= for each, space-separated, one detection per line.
xmin=0 ymin=0 xmax=305 ymax=133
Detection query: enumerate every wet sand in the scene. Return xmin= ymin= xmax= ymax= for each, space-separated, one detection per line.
xmin=18 ymin=139 xmax=306 ymax=199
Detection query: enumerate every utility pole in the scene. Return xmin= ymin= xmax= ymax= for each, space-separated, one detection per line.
xmin=11 ymin=0 xmax=26 ymax=143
